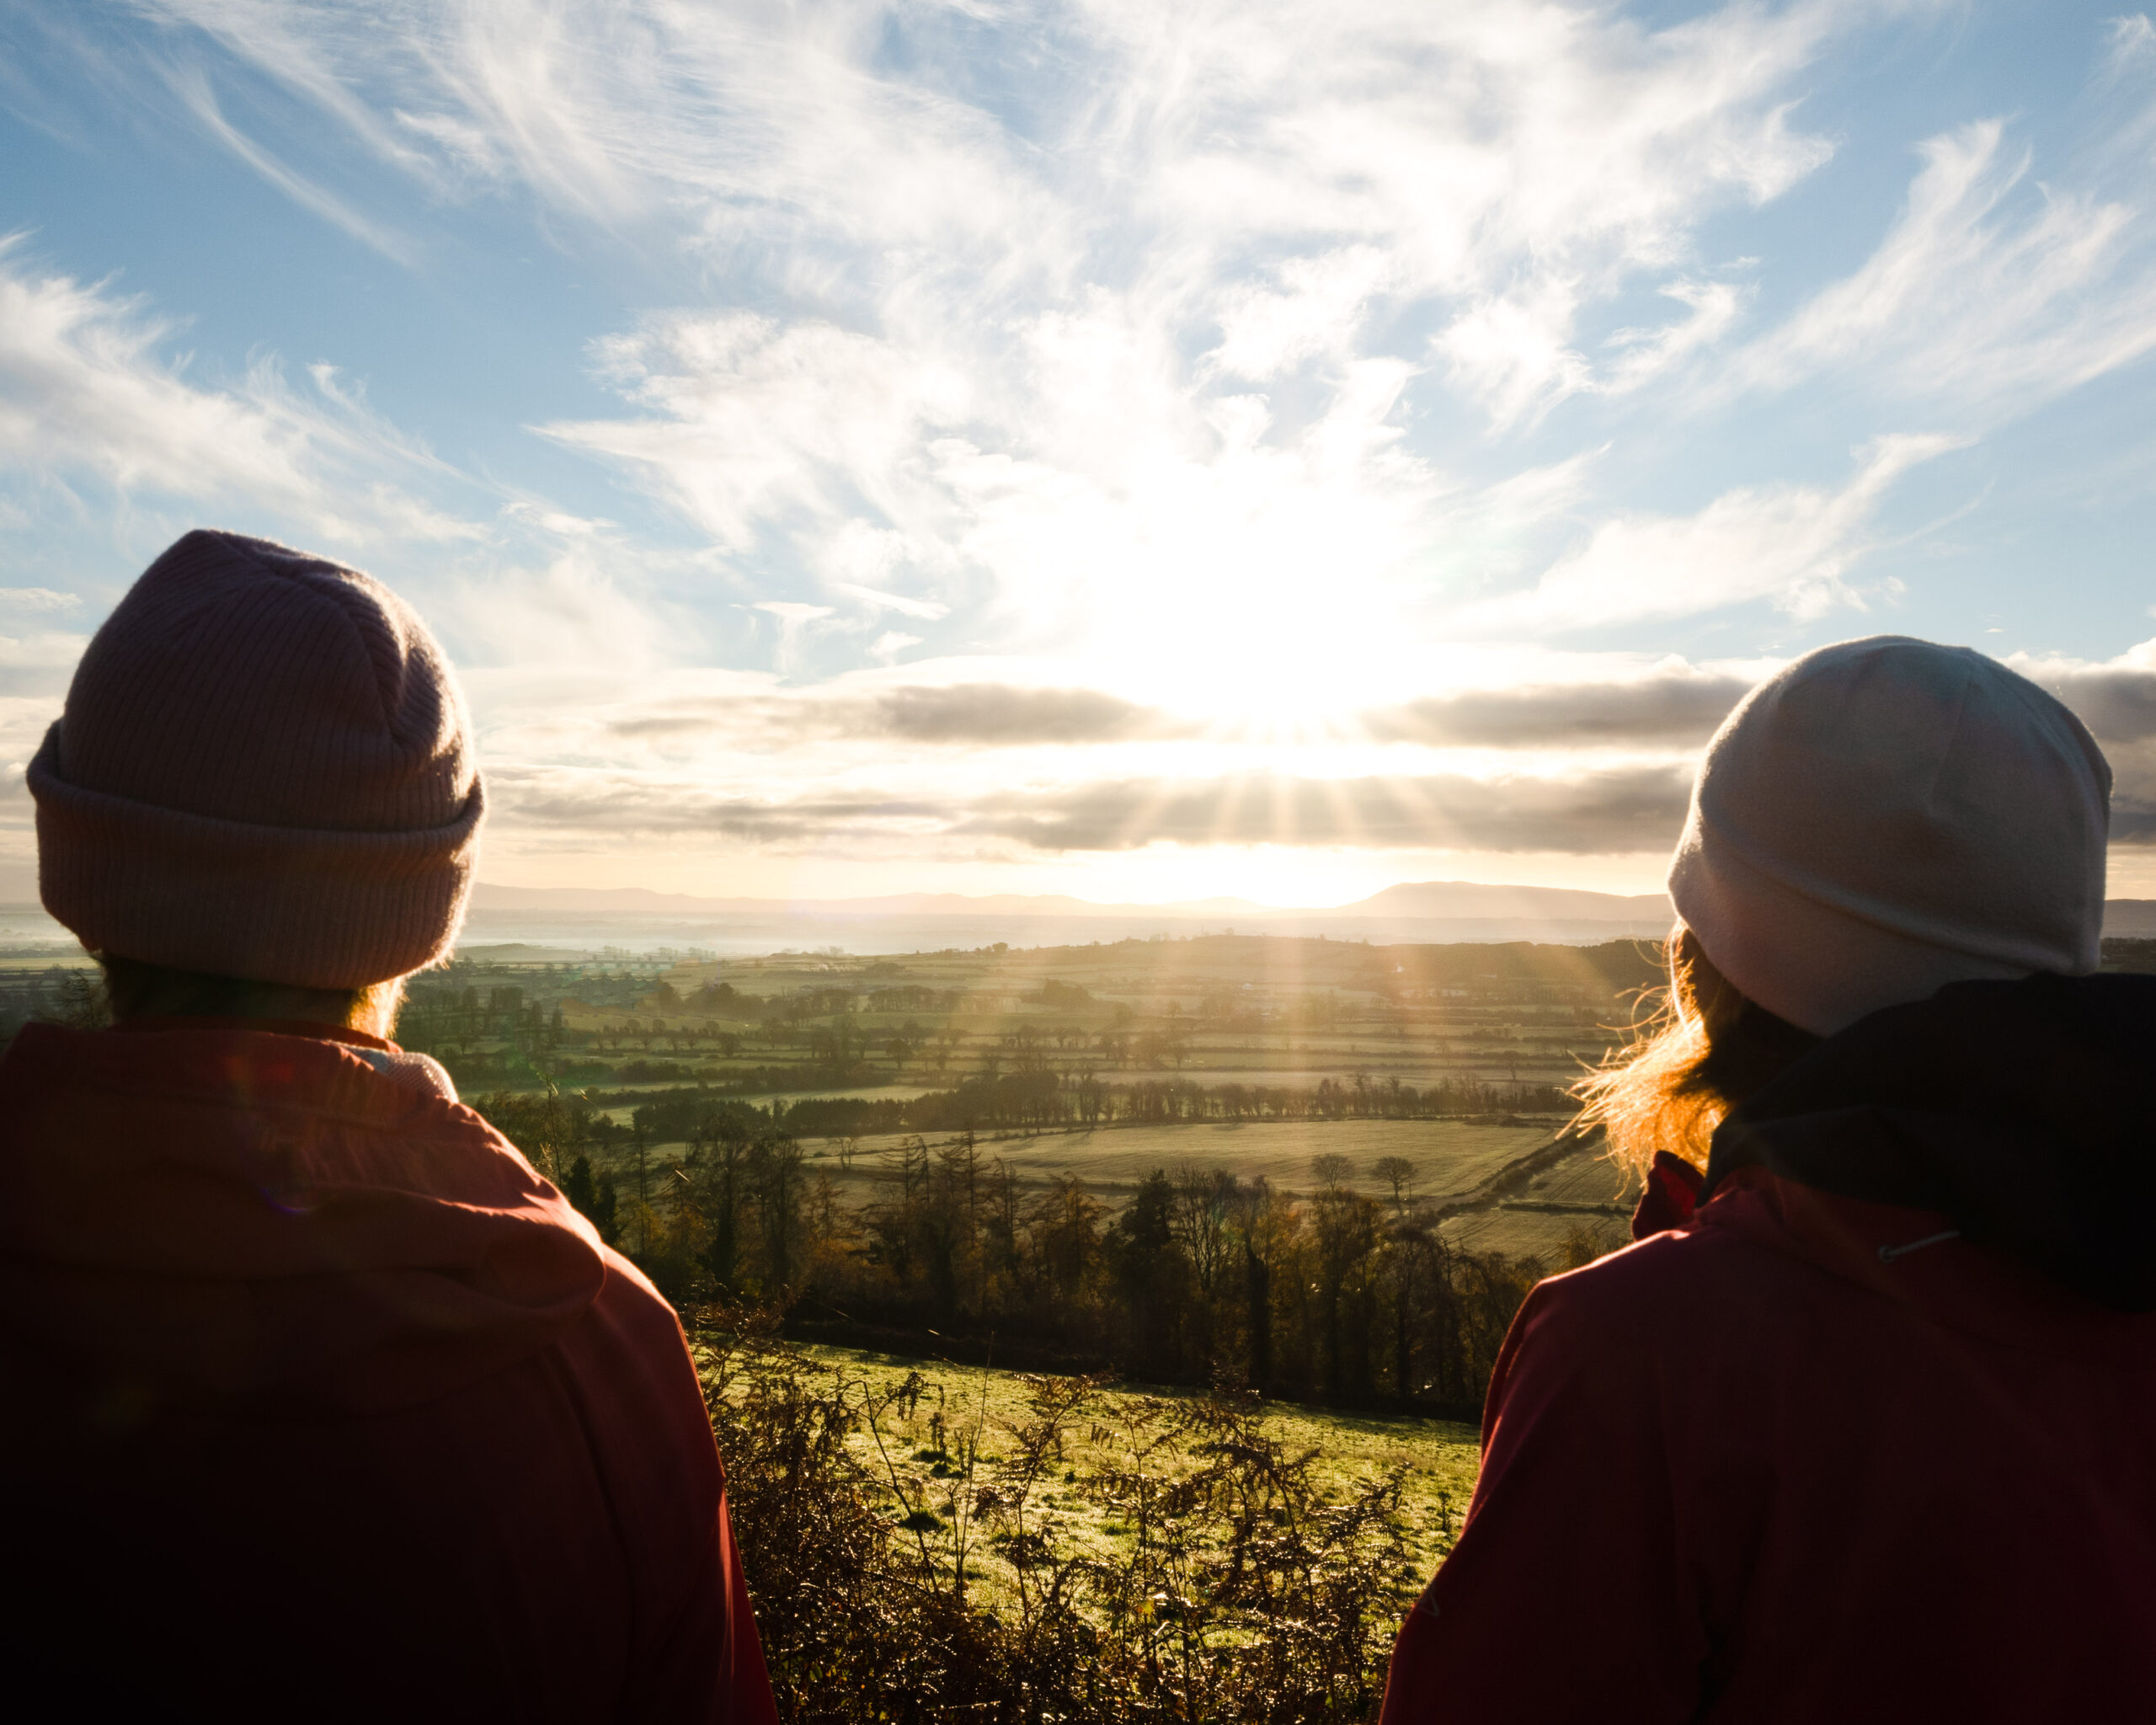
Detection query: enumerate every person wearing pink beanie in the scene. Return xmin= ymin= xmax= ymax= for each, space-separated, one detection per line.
xmin=2 ymin=531 xmax=776 ymax=1722
xmin=1382 ymin=637 xmax=2156 ymax=1723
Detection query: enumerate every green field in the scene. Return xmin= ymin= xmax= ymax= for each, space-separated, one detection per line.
xmin=1442 ymin=1204 xmax=1630 ymax=1261
xmin=895 ymin=1117 xmax=1547 ymax=1195
xmin=792 ymin=1116 xmax=1559 ymax=1199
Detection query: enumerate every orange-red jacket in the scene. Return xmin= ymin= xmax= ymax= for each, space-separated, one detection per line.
xmin=0 ymin=1019 xmax=777 ymax=1724
xmin=1383 ymin=975 xmax=2156 ymax=1723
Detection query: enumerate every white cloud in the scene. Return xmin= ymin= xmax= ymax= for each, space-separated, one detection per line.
xmin=1435 ymin=281 xmax=1592 ymax=435
xmin=542 ymin=289 xmax=1457 ymax=702
xmin=0 ymin=234 xmax=477 ymax=545
xmin=1729 ymin=117 xmax=2156 ymax=418
xmin=0 ymin=628 xmax=92 ymax=699
xmin=163 ymin=61 xmax=415 ymax=262
xmin=542 ymin=312 xmax=970 ymax=553
xmin=420 ymin=0 xmax=1919 ymax=687
xmin=0 ymin=588 xmax=78 ymax=613
xmin=834 ymin=583 xmax=949 ymax=621
xmin=752 ymin=599 xmax=838 ymax=672
xmin=437 ymin=545 xmax=684 ymax=673
xmin=1465 ymin=433 xmax=1968 ymax=633
xmin=120 ymin=0 xmax=1867 ymax=475
xmin=2105 ymin=13 xmax=2156 ymax=77
xmin=1600 ymin=277 xmax=1750 ymax=393
xmin=1208 ymin=247 xmax=1393 ymax=382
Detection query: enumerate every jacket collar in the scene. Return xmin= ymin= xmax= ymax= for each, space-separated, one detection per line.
xmin=1703 ymin=972 xmax=2156 ymax=1311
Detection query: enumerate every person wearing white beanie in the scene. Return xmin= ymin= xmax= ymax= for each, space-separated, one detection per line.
xmin=1383 ymin=636 xmax=2156 ymax=1723
xmin=1671 ymin=634 xmax=2111 ymax=1039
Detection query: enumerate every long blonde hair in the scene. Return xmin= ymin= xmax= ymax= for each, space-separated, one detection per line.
xmin=1572 ymin=924 xmax=1818 ymax=1182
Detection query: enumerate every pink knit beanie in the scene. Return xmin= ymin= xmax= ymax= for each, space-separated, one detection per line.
xmin=1668 ymin=636 xmax=2110 ymax=1037
xmin=29 ymin=530 xmax=483 ymax=990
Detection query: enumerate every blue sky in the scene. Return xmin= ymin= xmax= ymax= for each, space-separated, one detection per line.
xmin=3 ymin=1 xmax=2153 ymax=905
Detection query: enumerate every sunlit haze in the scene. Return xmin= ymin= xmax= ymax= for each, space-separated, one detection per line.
xmin=4 ymin=1 xmax=2155 ymax=908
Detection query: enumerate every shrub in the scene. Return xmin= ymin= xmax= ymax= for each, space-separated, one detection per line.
xmin=698 ymin=1304 xmax=1426 ymax=1723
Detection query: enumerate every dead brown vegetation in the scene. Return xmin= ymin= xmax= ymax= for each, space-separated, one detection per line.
xmin=701 ymin=1305 xmax=1436 ymax=1723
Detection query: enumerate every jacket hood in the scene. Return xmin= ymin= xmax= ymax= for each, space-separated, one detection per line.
xmin=1703 ymin=972 xmax=2156 ymax=1311
xmin=0 ymin=1021 xmax=608 ymax=1415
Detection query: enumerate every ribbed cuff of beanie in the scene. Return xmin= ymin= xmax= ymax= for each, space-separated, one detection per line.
xmin=30 ymin=726 xmax=482 ymax=991
xmin=1669 ymin=830 xmax=2058 ymax=1038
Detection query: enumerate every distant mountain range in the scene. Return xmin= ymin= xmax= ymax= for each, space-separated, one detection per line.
xmin=464 ymin=879 xmax=2156 ymax=944
xmin=468 ymin=879 xmax=1675 ymax=923
xmin=1339 ymin=881 xmax=1673 ymax=921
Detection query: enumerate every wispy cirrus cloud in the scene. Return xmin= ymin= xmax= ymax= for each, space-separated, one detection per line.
xmin=833 ymin=583 xmax=949 ymax=622
xmin=1726 ymin=114 xmax=2156 ymax=421
xmin=546 ymin=313 xmax=971 ymax=558
xmin=0 ymin=233 xmax=472 ymax=544
xmin=161 ymin=60 xmax=415 ymax=262
xmin=1458 ymin=433 xmax=1968 ymax=633
xmin=104 ymin=0 xmax=1896 ymax=665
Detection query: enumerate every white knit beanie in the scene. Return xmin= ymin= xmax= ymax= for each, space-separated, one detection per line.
xmin=1668 ymin=636 xmax=2111 ymax=1037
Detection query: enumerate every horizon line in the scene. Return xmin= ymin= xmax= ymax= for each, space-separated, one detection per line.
xmin=467 ymin=877 xmax=1679 ymax=918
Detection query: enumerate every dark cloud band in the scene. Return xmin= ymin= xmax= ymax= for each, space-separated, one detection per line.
xmin=490 ymin=764 xmax=1697 ymax=853
xmin=959 ymin=768 xmax=1695 ymax=853
xmin=607 ymin=683 xmax=1188 ymax=746
xmin=1363 ymin=674 xmax=1752 ymax=745
xmin=600 ymin=664 xmax=2156 ymax=755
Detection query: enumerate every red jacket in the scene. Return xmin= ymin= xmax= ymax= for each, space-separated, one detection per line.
xmin=1384 ymin=975 xmax=2156 ymax=1723
xmin=0 ymin=1020 xmax=777 ymax=1724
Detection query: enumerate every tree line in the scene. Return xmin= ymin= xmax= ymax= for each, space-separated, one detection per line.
xmin=595 ymin=1069 xmax=1576 ymax=1138
xmin=476 ymin=1087 xmax=1588 ymax=1414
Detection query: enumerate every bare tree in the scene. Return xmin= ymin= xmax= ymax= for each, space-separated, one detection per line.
xmin=1373 ymin=1155 xmax=1417 ymax=1210
xmin=1170 ymin=1162 xmax=1237 ymax=1300
xmin=751 ymin=1133 xmax=807 ymax=1290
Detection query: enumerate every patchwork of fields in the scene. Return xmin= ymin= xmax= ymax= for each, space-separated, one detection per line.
xmin=594 ymin=1111 xmax=1637 ymax=1272
xmin=398 ymin=930 xmax=1668 ymax=1102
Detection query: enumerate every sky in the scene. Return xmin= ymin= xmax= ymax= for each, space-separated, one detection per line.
xmin=2 ymin=0 xmax=2154 ymax=908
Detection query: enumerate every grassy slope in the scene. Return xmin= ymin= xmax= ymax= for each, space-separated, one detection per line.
xmin=728 ymin=1341 xmax=1484 ymax=1615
